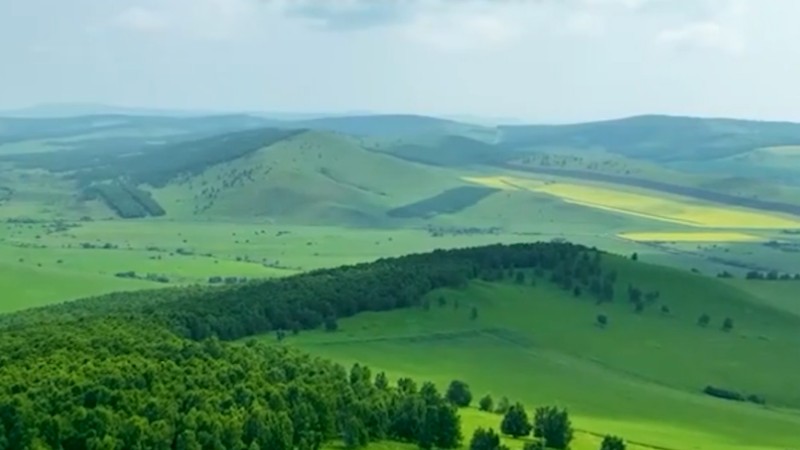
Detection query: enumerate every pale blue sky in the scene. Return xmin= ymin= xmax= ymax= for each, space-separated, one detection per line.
xmin=2 ymin=0 xmax=800 ymax=122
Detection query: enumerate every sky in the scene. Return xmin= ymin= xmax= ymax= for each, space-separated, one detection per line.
xmin=2 ymin=0 xmax=800 ymax=123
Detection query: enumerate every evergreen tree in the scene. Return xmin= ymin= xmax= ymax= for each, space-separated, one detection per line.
xmin=342 ymin=417 xmax=368 ymax=449
xmin=374 ymin=372 xmax=390 ymax=390
xmin=533 ymin=406 xmax=573 ymax=450
xmin=500 ymin=403 xmax=532 ymax=438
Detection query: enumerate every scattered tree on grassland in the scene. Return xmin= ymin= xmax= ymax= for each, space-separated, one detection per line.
xmin=533 ymin=406 xmax=573 ymax=450
xmin=479 ymin=394 xmax=494 ymax=412
xmin=501 ymin=403 xmax=533 ymax=438
xmin=495 ymin=396 xmax=511 ymax=414
xmin=446 ymin=380 xmax=473 ymax=407
xmin=722 ymin=317 xmax=734 ymax=332
xmin=600 ymin=435 xmax=626 ymax=450
xmin=469 ymin=427 xmax=509 ymax=450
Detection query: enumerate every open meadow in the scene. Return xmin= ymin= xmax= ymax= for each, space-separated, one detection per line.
xmin=279 ymin=262 xmax=800 ymax=450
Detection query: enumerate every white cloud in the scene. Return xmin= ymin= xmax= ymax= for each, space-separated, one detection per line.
xmin=563 ymin=12 xmax=607 ymax=37
xmin=656 ymin=21 xmax=744 ymax=55
xmin=396 ymin=3 xmax=532 ymax=52
xmin=116 ymin=6 xmax=170 ymax=32
xmin=112 ymin=0 xmax=259 ymax=40
xmin=403 ymin=14 xmax=521 ymax=51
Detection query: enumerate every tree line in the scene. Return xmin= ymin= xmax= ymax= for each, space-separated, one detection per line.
xmin=4 ymin=242 xmax=613 ymax=343
xmin=85 ymin=181 xmax=165 ymax=218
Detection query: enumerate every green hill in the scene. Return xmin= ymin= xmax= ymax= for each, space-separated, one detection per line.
xmin=498 ymin=115 xmax=800 ymax=162
xmin=2 ymin=242 xmax=799 ymax=450
xmin=0 ymin=114 xmax=270 ymax=154
xmin=152 ymin=130 xmax=466 ymax=225
xmin=285 ymin=254 xmax=800 ymax=450
xmin=293 ymin=114 xmax=495 ymax=140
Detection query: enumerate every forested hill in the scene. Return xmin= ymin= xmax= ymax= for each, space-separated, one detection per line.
xmin=0 ymin=241 xmax=609 ymax=450
xmin=3 ymin=242 xmax=607 ymax=341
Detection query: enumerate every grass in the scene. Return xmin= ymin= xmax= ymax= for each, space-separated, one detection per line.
xmin=4 ymin=212 xmax=796 ymax=312
xmin=0 ymin=219 xmax=549 ymax=310
xmin=618 ymin=231 xmax=762 ymax=243
xmin=0 ymin=261 xmax=148 ymax=314
xmin=723 ymin=279 xmax=800 ymax=318
xmin=271 ymin=258 xmax=800 ymax=450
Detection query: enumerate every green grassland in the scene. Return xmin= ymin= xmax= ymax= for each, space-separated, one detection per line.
xmin=0 ymin=261 xmax=150 ymax=313
xmin=279 ymin=261 xmax=800 ymax=450
xmin=3 ymin=112 xmax=800 ymax=449
xmin=3 ymin=163 xmax=798 ymax=312
xmin=723 ymin=277 xmax=800 ymax=318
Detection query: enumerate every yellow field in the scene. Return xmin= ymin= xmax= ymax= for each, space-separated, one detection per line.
xmin=618 ymin=231 xmax=762 ymax=243
xmin=464 ymin=175 xmax=800 ymax=229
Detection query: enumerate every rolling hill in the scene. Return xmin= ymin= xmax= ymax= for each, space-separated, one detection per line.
xmin=2 ymin=242 xmax=799 ymax=450
xmin=151 ymin=130 xmax=466 ymax=225
xmin=4 ymin=109 xmax=800 ymax=450
xmin=498 ymin=114 xmax=800 ymax=162
xmin=292 ymin=114 xmax=495 ymax=140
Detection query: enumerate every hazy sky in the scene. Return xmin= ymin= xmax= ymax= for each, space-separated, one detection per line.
xmin=3 ymin=0 xmax=800 ymax=122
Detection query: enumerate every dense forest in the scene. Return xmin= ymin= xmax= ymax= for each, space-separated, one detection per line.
xmin=0 ymin=319 xmax=463 ymax=450
xmin=1 ymin=242 xmax=623 ymax=449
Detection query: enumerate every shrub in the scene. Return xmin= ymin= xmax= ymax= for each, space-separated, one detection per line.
xmin=600 ymin=435 xmax=626 ymax=450
xmin=469 ymin=428 xmax=506 ymax=450
xmin=495 ymin=396 xmax=510 ymax=414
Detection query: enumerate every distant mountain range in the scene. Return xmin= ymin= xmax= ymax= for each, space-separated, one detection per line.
xmin=1 ymin=103 xmax=524 ymax=125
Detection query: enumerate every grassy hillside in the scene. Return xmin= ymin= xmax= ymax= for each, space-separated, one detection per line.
xmin=153 ymin=130 xmax=466 ymax=224
xmin=284 ymin=259 xmax=800 ymax=450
